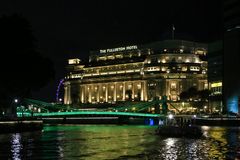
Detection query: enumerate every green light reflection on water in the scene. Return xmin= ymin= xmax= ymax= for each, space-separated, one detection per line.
xmin=42 ymin=125 xmax=156 ymax=160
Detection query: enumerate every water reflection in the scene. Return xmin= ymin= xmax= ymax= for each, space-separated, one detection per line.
xmin=0 ymin=125 xmax=240 ymax=159
xmin=11 ymin=133 xmax=22 ymax=160
xmin=163 ymin=138 xmax=178 ymax=159
xmin=56 ymin=125 xmax=156 ymax=159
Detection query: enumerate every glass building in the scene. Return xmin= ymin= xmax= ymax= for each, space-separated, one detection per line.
xmin=223 ymin=0 xmax=240 ymax=113
xmin=64 ymin=40 xmax=208 ymax=105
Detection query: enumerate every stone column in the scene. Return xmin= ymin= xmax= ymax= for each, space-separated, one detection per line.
xmin=122 ymin=82 xmax=125 ymax=101
xmin=141 ymin=81 xmax=144 ymax=101
xmin=114 ymin=82 xmax=117 ymax=102
xmin=81 ymin=85 xmax=84 ymax=103
xmin=68 ymin=84 xmax=72 ymax=104
xmin=105 ymin=84 xmax=108 ymax=103
xmin=85 ymin=85 xmax=87 ymax=103
xmin=144 ymin=81 xmax=148 ymax=101
xmin=64 ymin=85 xmax=68 ymax=104
xmin=97 ymin=85 xmax=100 ymax=103
xmin=132 ymin=82 xmax=135 ymax=101
xmin=99 ymin=84 xmax=102 ymax=103
xmin=88 ymin=85 xmax=92 ymax=103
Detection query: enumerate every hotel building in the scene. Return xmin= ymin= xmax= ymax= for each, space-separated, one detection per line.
xmin=64 ymin=40 xmax=208 ymax=105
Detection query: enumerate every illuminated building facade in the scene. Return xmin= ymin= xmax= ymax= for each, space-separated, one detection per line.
xmin=64 ymin=40 xmax=208 ymax=105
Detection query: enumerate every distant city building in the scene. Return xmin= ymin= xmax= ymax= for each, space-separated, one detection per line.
xmin=223 ymin=0 xmax=240 ymax=113
xmin=208 ymin=40 xmax=223 ymax=112
xmin=64 ymin=40 xmax=208 ymax=105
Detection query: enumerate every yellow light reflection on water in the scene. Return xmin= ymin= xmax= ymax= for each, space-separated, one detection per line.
xmin=42 ymin=125 xmax=157 ymax=160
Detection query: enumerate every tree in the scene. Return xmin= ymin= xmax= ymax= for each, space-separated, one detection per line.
xmin=179 ymin=87 xmax=198 ymax=100
xmin=0 ymin=14 xmax=55 ymax=113
xmin=180 ymin=87 xmax=210 ymax=112
xmin=125 ymin=90 xmax=132 ymax=101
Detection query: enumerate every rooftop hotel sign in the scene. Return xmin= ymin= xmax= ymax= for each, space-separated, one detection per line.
xmin=99 ymin=45 xmax=137 ymax=53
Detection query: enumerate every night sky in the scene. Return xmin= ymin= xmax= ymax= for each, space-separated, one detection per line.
xmin=0 ymin=0 xmax=223 ymax=102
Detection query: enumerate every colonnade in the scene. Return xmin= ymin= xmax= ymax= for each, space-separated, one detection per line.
xmin=64 ymin=81 xmax=147 ymax=104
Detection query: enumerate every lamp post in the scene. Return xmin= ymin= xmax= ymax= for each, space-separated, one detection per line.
xmin=13 ymin=98 xmax=19 ymax=118
xmin=204 ymin=105 xmax=208 ymax=114
xmin=14 ymin=99 xmax=18 ymax=103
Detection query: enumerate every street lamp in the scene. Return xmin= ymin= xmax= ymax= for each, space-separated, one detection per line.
xmin=168 ymin=114 xmax=173 ymax=119
xmin=13 ymin=98 xmax=19 ymax=118
xmin=204 ymin=106 xmax=208 ymax=114
xmin=14 ymin=99 xmax=18 ymax=103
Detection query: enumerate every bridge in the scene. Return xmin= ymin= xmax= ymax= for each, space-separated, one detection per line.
xmin=16 ymin=97 xmax=179 ymax=119
xmin=18 ymin=111 xmax=161 ymax=118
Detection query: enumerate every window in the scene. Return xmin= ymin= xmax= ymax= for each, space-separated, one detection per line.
xmin=185 ymin=59 xmax=190 ymax=63
xmin=182 ymin=66 xmax=187 ymax=71
xmin=190 ymin=66 xmax=200 ymax=71
xmin=171 ymin=83 xmax=176 ymax=89
xmin=161 ymin=67 xmax=166 ymax=71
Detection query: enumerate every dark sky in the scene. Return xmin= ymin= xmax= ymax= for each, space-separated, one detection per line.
xmin=0 ymin=0 xmax=223 ymax=102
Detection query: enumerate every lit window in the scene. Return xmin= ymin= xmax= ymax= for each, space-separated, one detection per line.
xmin=137 ymin=84 xmax=141 ymax=89
xmin=107 ymin=55 xmax=115 ymax=60
xmin=182 ymin=66 xmax=187 ymax=71
xmin=68 ymin=58 xmax=80 ymax=64
xmin=194 ymin=57 xmax=200 ymax=63
xmin=115 ymin=55 xmax=123 ymax=59
xmin=211 ymin=82 xmax=222 ymax=88
xmin=171 ymin=83 xmax=176 ymax=89
xmin=99 ymin=56 xmax=107 ymax=60
xmin=128 ymin=85 xmax=132 ymax=89
xmin=190 ymin=66 xmax=200 ymax=71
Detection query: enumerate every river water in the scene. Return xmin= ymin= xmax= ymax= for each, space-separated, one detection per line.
xmin=0 ymin=125 xmax=240 ymax=160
